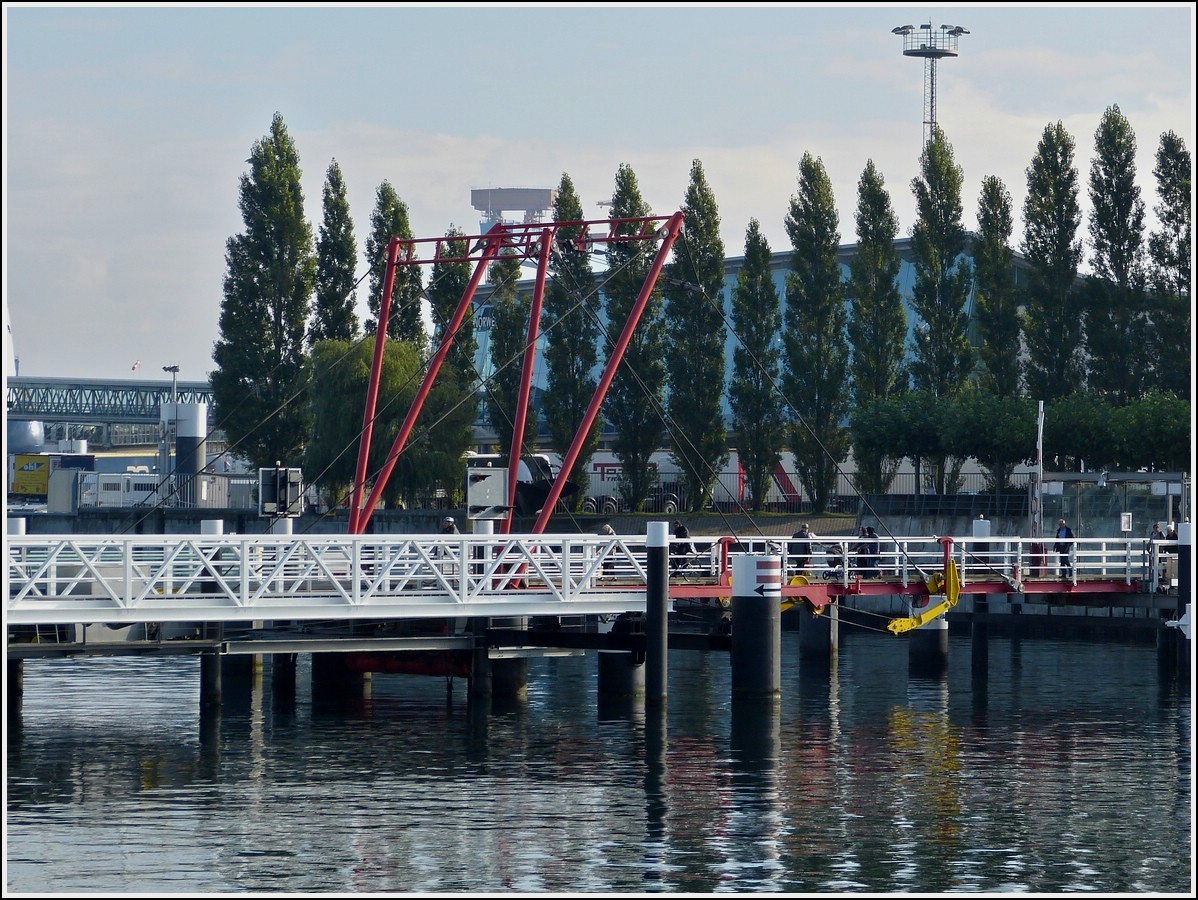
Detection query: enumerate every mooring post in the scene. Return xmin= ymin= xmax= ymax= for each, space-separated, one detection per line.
xmin=645 ymin=521 xmax=670 ymax=707
xmin=469 ymin=518 xmax=494 ymax=699
xmin=1174 ymin=522 xmax=1191 ymax=681
xmin=731 ymin=554 xmax=782 ymax=698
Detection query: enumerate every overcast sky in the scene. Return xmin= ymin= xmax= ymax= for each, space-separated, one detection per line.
xmin=3 ymin=2 xmax=1194 ymax=383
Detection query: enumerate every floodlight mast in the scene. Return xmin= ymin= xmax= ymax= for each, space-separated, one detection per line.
xmin=893 ymin=22 xmax=968 ymax=149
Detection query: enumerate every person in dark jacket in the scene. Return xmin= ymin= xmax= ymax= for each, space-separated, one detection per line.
xmin=1053 ymin=518 xmax=1074 ymax=578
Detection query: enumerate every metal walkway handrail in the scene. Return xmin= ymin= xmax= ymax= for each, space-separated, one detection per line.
xmin=7 ymin=533 xmax=1167 ymax=628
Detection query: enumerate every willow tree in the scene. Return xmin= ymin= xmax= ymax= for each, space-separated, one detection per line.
xmin=211 ymin=112 xmax=315 ymax=469
xmin=541 ymin=173 xmax=601 ymax=505
xmin=729 ymin=219 xmax=784 ymax=512
xmin=664 ymin=159 xmax=728 ymax=511
xmin=305 ymin=338 xmax=472 ymax=511
xmin=781 ymin=152 xmax=850 ymax=513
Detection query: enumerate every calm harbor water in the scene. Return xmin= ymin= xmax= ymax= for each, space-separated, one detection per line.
xmin=5 ymin=629 xmax=1193 ymax=894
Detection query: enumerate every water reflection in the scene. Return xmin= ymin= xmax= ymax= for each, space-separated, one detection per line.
xmin=5 ymin=634 xmax=1191 ymax=893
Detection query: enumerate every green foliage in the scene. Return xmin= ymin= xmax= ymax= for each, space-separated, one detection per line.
xmin=849 ymin=397 xmax=907 ymax=496
xmin=846 ymin=159 xmax=906 ymax=495
xmin=308 ymin=160 xmax=359 ymax=345
xmin=1085 ymin=105 xmax=1149 ymax=403
xmin=665 ymin=160 xmax=729 ymax=511
xmin=1043 ymin=393 xmax=1116 ymax=471
xmin=426 ymin=227 xmax=478 ymax=447
xmin=364 ymin=182 xmax=424 ymax=344
xmin=542 ymin=174 xmax=601 ymax=506
xmin=304 ymin=338 xmax=473 ymax=510
xmin=973 ymin=175 xmax=1021 ymax=397
xmin=603 ymin=164 xmax=666 ymax=510
xmin=211 ymin=112 xmax=315 ymax=470
xmin=781 ymin=152 xmax=851 ymax=512
xmin=730 ymin=219 xmax=785 ymax=511
xmin=950 ymin=391 xmax=1038 ymax=491
xmin=1110 ymin=390 xmax=1191 ymax=472
xmin=908 ymin=127 xmax=974 ymax=400
xmin=1021 ymin=121 xmax=1085 ymax=400
xmin=483 ymin=250 xmax=536 ymax=456
xmin=1146 ymin=131 xmax=1191 ymax=400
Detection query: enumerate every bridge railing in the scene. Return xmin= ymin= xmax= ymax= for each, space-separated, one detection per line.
xmin=6 ymin=533 xmax=655 ymax=626
xmin=7 ymin=533 xmax=1166 ymax=628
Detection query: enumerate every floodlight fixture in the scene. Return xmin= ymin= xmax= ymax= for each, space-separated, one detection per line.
xmin=892 ymin=20 xmax=969 ymax=149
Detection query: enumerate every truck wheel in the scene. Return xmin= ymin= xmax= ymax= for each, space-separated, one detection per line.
xmin=601 ymin=497 xmax=619 ymax=515
xmin=581 ymin=497 xmax=597 ymax=514
xmin=663 ymin=498 xmax=679 ymax=515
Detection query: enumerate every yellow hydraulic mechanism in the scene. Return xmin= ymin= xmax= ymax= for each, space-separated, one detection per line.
xmin=782 ymin=574 xmax=810 ymax=615
xmin=887 ymin=559 xmax=960 ymax=634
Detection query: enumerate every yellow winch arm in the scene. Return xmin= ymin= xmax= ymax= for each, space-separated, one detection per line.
xmin=887 ymin=560 xmax=961 ymax=635
xmin=782 ymin=574 xmax=810 ymax=615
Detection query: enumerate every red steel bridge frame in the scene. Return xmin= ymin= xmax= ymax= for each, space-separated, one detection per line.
xmin=347 ymin=213 xmax=686 ymax=537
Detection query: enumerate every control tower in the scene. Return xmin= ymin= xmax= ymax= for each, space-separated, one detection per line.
xmin=471 ymin=187 xmax=557 ymax=233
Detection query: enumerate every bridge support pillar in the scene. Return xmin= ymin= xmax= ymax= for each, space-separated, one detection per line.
xmin=491 ymin=658 xmax=528 ymax=701
xmin=8 ymin=659 xmax=24 ymax=721
xmin=597 ymin=650 xmax=645 ymax=699
xmin=200 ymin=651 xmax=222 ymax=710
xmin=910 ymin=616 xmax=949 ymax=677
xmin=271 ymin=653 xmax=297 ymax=712
xmin=312 ymin=653 xmax=371 ymax=702
xmin=469 ymin=618 xmax=492 ymax=699
xmin=971 ymin=596 xmax=990 ymax=676
xmin=798 ymin=602 xmax=834 ymax=669
xmin=731 ymin=554 xmax=782 ymax=699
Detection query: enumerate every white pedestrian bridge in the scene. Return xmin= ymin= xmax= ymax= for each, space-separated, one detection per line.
xmin=6 ymin=532 xmax=1168 ymax=630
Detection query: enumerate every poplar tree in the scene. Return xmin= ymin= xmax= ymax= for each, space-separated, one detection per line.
xmin=308 ymin=159 xmax=359 ymax=345
xmin=364 ymin=181 xmax=424 ymax=344
xmin=729 ymin=219 xmax=784 ymax=512
xmin=541 ymin=174 xmax=601 ymax=505
xmin=427 ymin=227 xmax=476 ymax=376
xmin=603 ymin=163 xmax=666 ymax=511
xmin=211 ymin=112 xmax=315 ymax=469
xmin=846 ymin=159 xmax=907 ymax=495
xmin=664 ymin=159 xmax=728 ymax=511
xmin=1146 ymin=130 xmax=1191 ymax=399
xmin=483 ymin=250 xmax=535 ymax=456
xmin=426 ymin=226 xmax=478 ymax=465
xmin=1085 ymin=105 xmax=1148 ymax=404
xmin=782 ymin=152 xmax=850 ymax=513
xmin=908 ymin=127 xmax=974 ymax=400
xmin=1021 ymin=121 xmax=1085 ymax=402
xmin=973 ymin=175 xmax=1021 ymax=397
